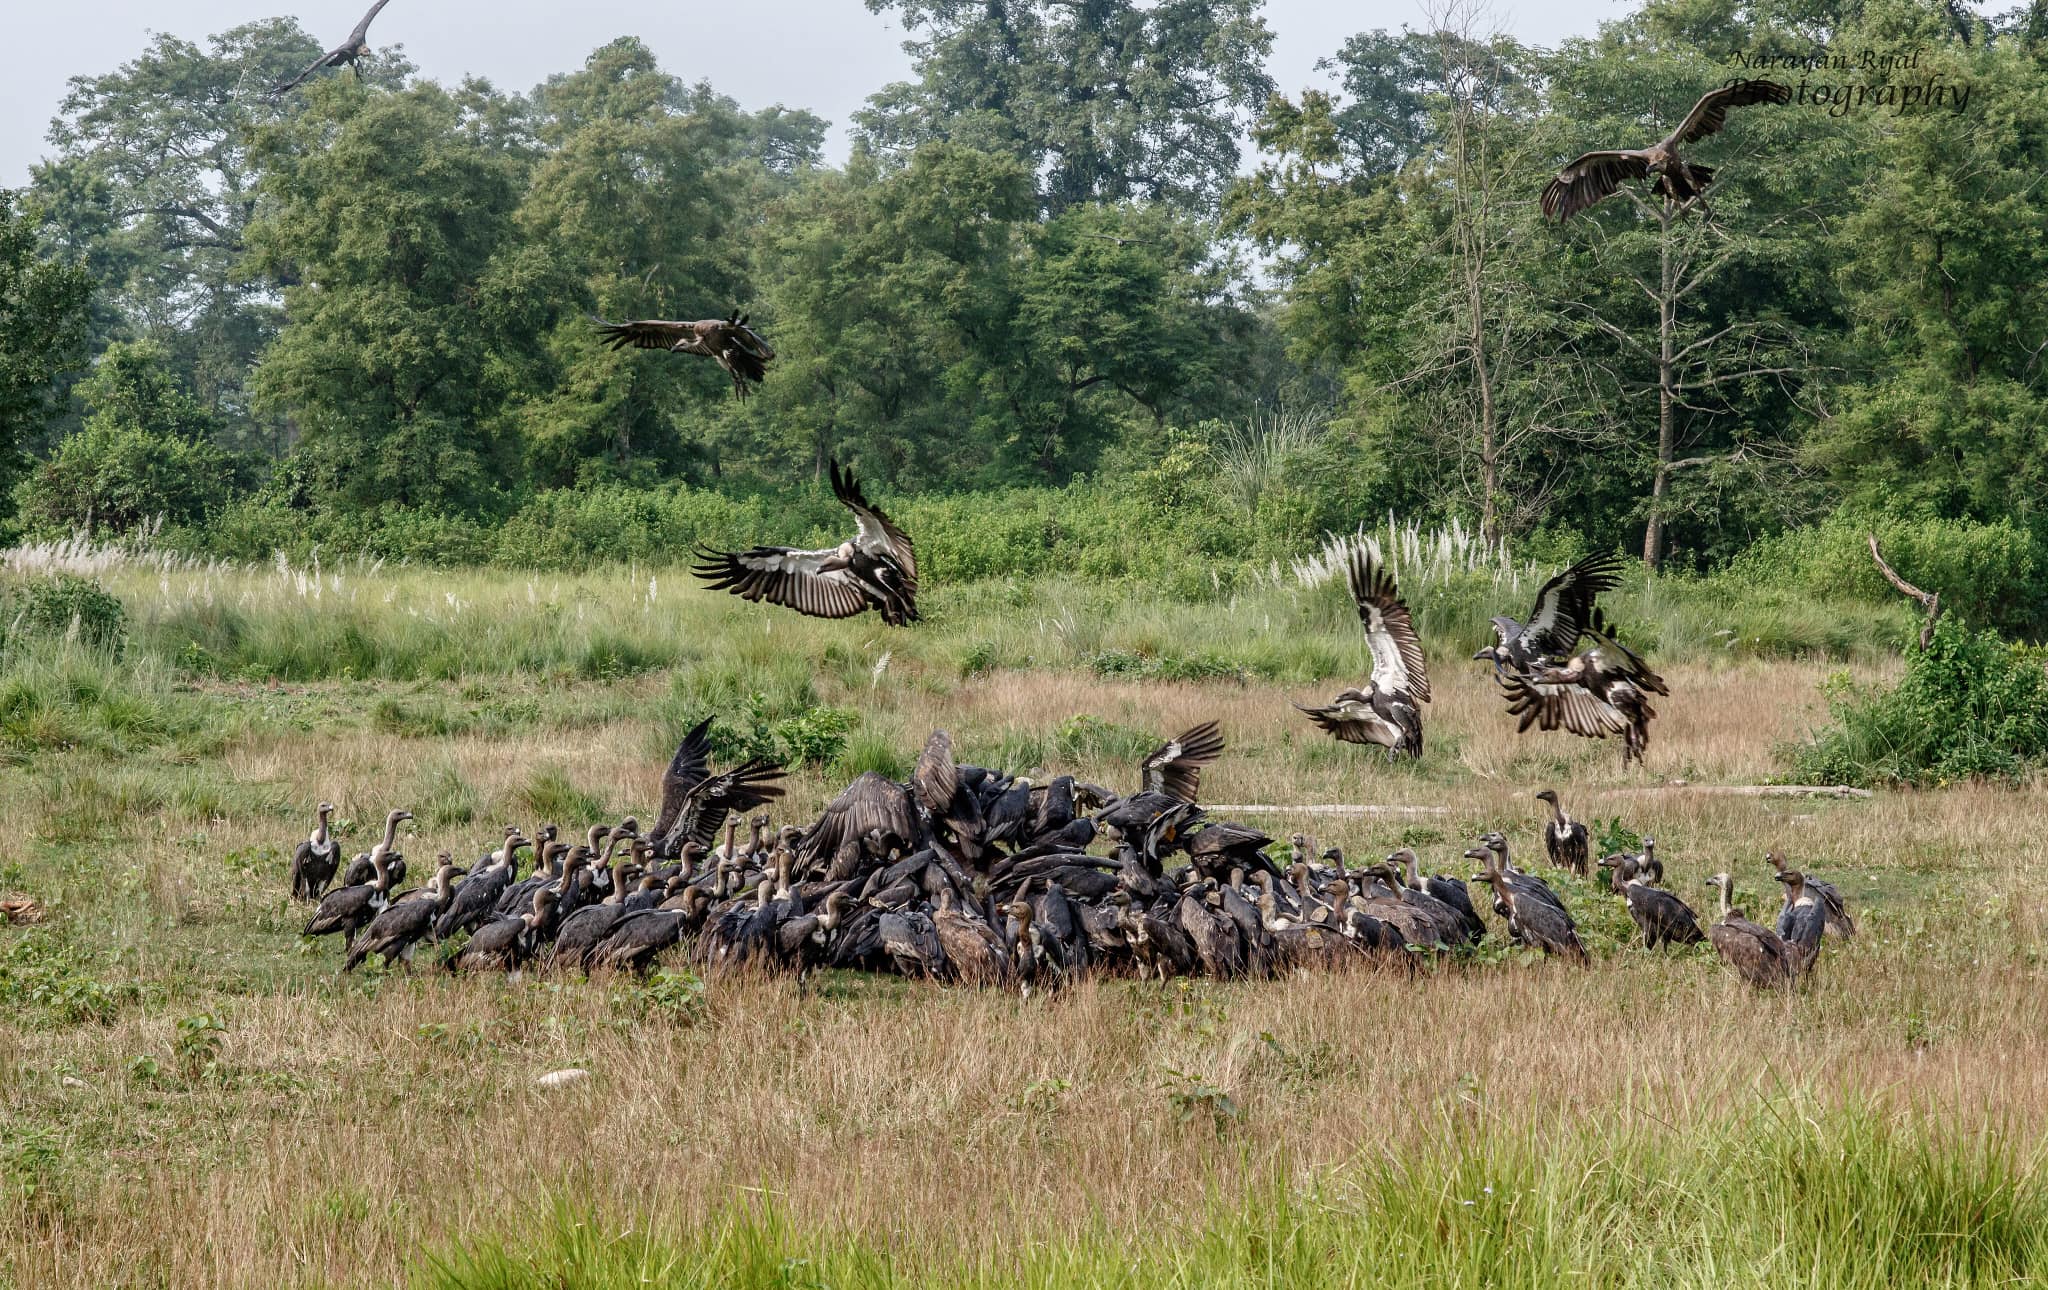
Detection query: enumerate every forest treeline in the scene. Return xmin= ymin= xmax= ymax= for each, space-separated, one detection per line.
xmin=2 ymin=0 xmax=2047 ymax=619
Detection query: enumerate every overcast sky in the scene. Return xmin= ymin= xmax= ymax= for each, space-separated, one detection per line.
xmin=3 ymin=0 xmax=1620 ymax=188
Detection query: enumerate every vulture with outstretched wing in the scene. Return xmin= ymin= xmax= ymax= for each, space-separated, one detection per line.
xmin=1494 ymin=617 xmax=1668 ymax=766
xmin=799 ymin=771 xmax=920 ymax=867
xmin=648 ymin=718 xmax=787 ymax=858
xmin=692 ymin=460 xmax=919 ymax=626
xmin=273 ymin=0 xmax=395 ymax=95
xmin=1295 ymin=542 xmax=1428 ymax=759
xmin=1474 ymin=550 xmax=1623 ymax=676
xmin=591 ymin=312 xmax=776 ymax=398
xmin=1139 ymin=720 xmax=1224 ymax=804
xmin=1541 ymin=79 xmax=1790 ymax=220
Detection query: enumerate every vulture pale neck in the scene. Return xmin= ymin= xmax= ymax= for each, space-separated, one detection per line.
xmin=679 ymin=843 xmax=704 ymax=883
xmin=1289 ymin=863 xmax=1314 ymax=907
xmin=1392 ymin=849 xmax=1422 ymax=890
xmin=585 ymin=824 xmax=610 ymax=852
xmin=1541 ymin=795 xmax=1569 ymax=827
xmin=527 ymin=890 xmax=558 ymax=928
xmin=754 ymin=878 xmax=773 ymax=910
xmin=312 ymin=806 xmax=334 ymax=846
xmin=376 ymin=810 xmax=411 ymax=857
xmin=772 ymin=851 xmax=793 ymax=900
xmin=721 ymin=819 xmax=740 ymax=859
xmin=1708 ymin=875 xmax=1736 ymax=921
xmin=1766 ymin=850 xmax=1788 ymax=876
xmin=747 ymin=816 xmax=768 ymax=857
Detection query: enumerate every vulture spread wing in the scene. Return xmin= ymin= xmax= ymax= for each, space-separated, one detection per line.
xmin=1668 ymin=79 xmax=1792 ymax=146
xmin=801 ymin=771 xmax=919 ymax=863
xmin=1140 ymin=720 xmax=1224 ymax=803
xmin=1344 ymin=543 xmax=1428 ymax=702
xmin=591 ymin=317 xmax=716 ymax=354
xmin=1496 ymin=663 xmax=1639 ymax=742
xmin=831 ymin=460 xmax=918 ymax=588
xmin=671 ymin=760 xmax=787 ymax=854
xmin=649 ymin=718 xmax=713 ymax=845
xmin=1520 ymin=551 xmax=1623 ymax=659
xmin=1540 ymin=151 xmax=1652 ymax=221
xmin=690 ymin=543 xmax=872 ymax=619
xmin=273 ymin=0 xmax=394 ymax=93
xmin=913 ymin=730 xmax=958 ymax=815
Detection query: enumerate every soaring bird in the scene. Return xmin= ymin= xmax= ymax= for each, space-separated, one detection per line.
xmin=1495 ymin=617 xmax=1668 ymax=766
xmin=692 ymin=460 xmax=918 ymax=626
xmin=1473 ymin=551 xmax=1623 ymax=676
xmin=591 ymin=312 xmax=776 ymax=398
xmin=1540 ymin=80 xmax=1792 ymax=220
xmin=272 ymin=0 xmax=396 ymax=95
xmin=1294 ymin=543 xmax=1429 ymax=759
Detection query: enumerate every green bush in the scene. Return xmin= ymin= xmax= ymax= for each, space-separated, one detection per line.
xmin=1789 ymin=615 xmax=2048 ymax=786
xmin=2 ymin=574 xmax=127 ymax=653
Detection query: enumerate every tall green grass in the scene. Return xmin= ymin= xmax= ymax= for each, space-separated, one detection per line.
xmin=417 ymin=1099 xmax=2047 ymax=1289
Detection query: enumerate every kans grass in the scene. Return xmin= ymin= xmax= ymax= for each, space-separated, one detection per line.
xmin=0 ymin=555 xmax=2042 ymax=1287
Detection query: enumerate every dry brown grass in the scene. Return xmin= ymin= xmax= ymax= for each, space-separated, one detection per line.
xmin=0 ymin=654 xmax=2040 ymax=1287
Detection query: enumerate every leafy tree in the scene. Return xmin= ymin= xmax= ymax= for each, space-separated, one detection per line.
xmin=16 ymin=339 xmax=244 ymax=533
xmin=515 ymin=40 xmax=822 ymax=486
xmin=29 ymin=21 xmax=406 ymax=454
xmin=244 ymin=78 xmax=549 ymax=512
xmin=1807 ymin=16 xmax=2048 ymax=528
xmin=0 ymin=191 xmax=93 ymax=506
xmin=857 ymin=0 xmax=1275 ymax=215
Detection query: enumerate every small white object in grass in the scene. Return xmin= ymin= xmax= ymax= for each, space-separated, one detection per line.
xmin=61 ymin=1076 xmax=88 ymax=1090
xmin=535 ymin=1068 xmax=591 ymax=1089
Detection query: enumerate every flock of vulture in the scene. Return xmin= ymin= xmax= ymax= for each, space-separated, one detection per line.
xmin=288 ymin=718 xmax=1850 ymax=991
xmin=266 ymin=5 xmax=1823 ymax=990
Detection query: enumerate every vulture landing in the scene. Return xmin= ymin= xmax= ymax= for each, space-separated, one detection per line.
xmin=272 ymin=0 xmax=396 ymax=96
xmin=1496 ymin=617 xmax=1668 ymax=766
xmin=693 ymin=460 xmax=918 ymax=626
xmin=1541 ymin=80 xmax=1791 ymax=220
xmin=1474 ymin=551 xmax=1622 ymax=676
xmin=1294 ymin=542 xmax=1428 ymax=759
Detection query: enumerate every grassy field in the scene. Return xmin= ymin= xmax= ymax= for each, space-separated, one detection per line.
xmin=0 ymin=552 xmax=2041 ymax=1287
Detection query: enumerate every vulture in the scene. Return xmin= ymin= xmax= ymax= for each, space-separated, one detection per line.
xmin=1294 ymin=542 xmax=1429 ymax=759
xmin=1495 ymin=617 xmax=1668 ymax=766
xmin=1473 ymin=551 xmax=1623 ymax=676
xmin=1139 ymin=720 xmax=1225 ymax=803
xmin=1705 ymin=872 xmax=1796 ymax=988
xmin=272 ymin=0 xmax=395 ymax=95
xmin=591 ymin=312 xmax=776 ymax=398
xmin=647 ymin=718 xmax=786 ymax=859
xmin=1774 ymin=869 xmax=1826 ymax=976
xmin=1533 ymin=789 xmax=1589 ymax=875
xmin=1540 ymin=80 xmax=1792 ymax=220
xmin=692 ymin=461 xmax=919 ymax=626
xmin=799 ymin=772 xmax=918 ymax=869
xmin=1612 ymin=870 xmax=1705 ymax=950
xmin=290 ymin=802 xmax=342 ymax=900
xmin=1767 ymin=850 xmax=1855 ymax=937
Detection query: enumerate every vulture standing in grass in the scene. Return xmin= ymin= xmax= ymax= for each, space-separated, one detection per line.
xmin=692 ymin=461 xmax=919 ymax=626
xmin=272 ymin=0 xmax=395 ymax=95
xmin=1539 ymin=80 xmax=1792 ymax=220
xmin=1774 ymin=869 xmax=1826 ymax=976
xmin=303 ymin=851 xmax=393 ymax=950
xmin=1533 ymin=789 xmax=1589 ymax=875
xmin=648 ymin=718 xmax=786 ymax=860
xmin=1706 ymin=872 xmax=1796 ymax=988
xmin=1766 ymin=850 xmax=1854 ymax=937
xmin=1473 ymin=836 xmax=1585 ymax=963
xmin=290 ymin=802 xmax=342 ymax=900
xmin=1606 ymin=862 xmax=1705 ymax=949
xmin=1495 ymin=616 xmax=1669 ymax=766
xmin=1294 ymin=543 xmax=1429 ymax=759
xmin=591 ymin=312 xmax=776 ymax=398
xmin=1473 ymin=551 xmax=1623 ymax=676
xmin=345 ymin=859 xmax=463 ymax=972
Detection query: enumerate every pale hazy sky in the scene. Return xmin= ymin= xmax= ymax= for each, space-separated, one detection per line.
xmin=3 ymin=0 xmax=1619 ymax=188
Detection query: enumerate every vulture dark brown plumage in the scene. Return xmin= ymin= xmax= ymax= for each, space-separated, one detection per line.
xmin=591 ymin=311 xmax=776 ymax=398
xmin=1496 ymin=616 xmax=1668 ymax=766
xmin=1540 ymin=80 xmax=1792 ymax=220
xmin=648 ymin=718 xmax=786 ymax=859
xmin=272 ymin=0 xmax=395 ymax=95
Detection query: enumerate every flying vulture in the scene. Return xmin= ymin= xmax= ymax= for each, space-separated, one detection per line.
xmin=691 ymin=460 xmax=919 ymax=626
xmin=1294 ymin=542 xmax=1428 ymax=759
xmin=1473 ymin=550 xmax=1623 ymax=676
xmin=1494 ymin=616 xmax=1669 ymax=766
xmin=591 ymin=312 xmax=776 ymax=398
xmin=647 ymin=718 xmax=787 ymax=859
xmin=1541 ymin=79 xmax=1791 ymax=220
xmin=272 ymin=0 xmax=395 ymax=96
xmin=1139 ymin=720 xmax=1224 ymax=804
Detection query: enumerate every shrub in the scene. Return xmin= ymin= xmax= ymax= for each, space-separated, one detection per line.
xmin=2 ymin=573 xmax=127 ymax=653
xmin=1788 ymin=615 xmax=2048 ymax=786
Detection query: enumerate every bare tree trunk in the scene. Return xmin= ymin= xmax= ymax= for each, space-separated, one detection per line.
xmin=1643 ymin=200 xmax=1677 ymax=571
